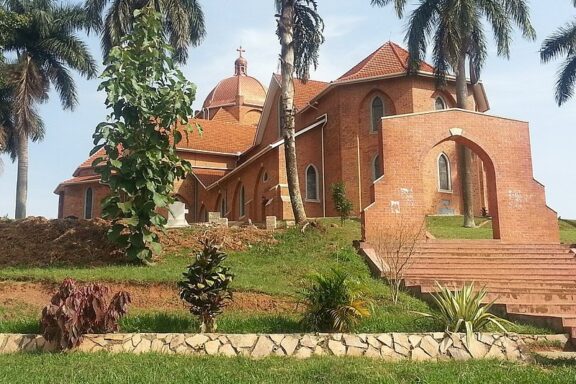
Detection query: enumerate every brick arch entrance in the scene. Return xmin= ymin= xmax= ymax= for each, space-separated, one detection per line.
xmin=362 ymin=109 xmax=559 ymax=244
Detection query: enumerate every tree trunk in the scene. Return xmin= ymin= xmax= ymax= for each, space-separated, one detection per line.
xmin=15 ymin=132 xmax=28 ymax=219
xmin=279 ymin=1 xmax=307 ymax=224
xmin=455 ymin=52 xmax=475 ymax=228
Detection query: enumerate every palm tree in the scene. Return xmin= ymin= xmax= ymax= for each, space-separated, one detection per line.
xmin=373 ymin=0 xmax=535 ymax=228
xmin=85 ymin=0 xmax=205 ymax=63
xmin=275 ymin=0 xmax=324 ymax=224
xmin=540 ymin=1 xmax=576 ymax=106
xmin=2 ymin=0 xmax=97 ymax=218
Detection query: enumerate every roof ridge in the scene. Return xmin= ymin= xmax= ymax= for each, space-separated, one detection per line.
xmin=388 ymin=41 xmax=408 ymax=71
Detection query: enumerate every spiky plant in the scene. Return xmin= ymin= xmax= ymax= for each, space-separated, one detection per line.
xmin=416 ymin=282 xmax=512 ymax=346
xmin=178 ymin=239 xmax=234 ymax=333
xmin=300 ymin=270 xmax=370 ymax=332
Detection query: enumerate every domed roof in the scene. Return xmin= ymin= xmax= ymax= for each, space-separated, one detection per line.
xmin=203 ymin=48 xmax=266 ymax=109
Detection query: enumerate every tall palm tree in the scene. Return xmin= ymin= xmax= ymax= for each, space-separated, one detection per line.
xmin=85 ymin=0 xmax=205 ymax=63
xmin=373 ymin=0 xmax=535 ymax=228
xmin=2 ymin=0 xmax=97 ymax=218
xmin=541 ymin=1 xmax=576 ymax=106
xmin=275 ymin=0 xmax=324 ymax=224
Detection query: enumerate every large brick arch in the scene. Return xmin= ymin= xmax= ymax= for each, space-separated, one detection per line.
xmin=362 ymin=109 xmax=559 ymax=244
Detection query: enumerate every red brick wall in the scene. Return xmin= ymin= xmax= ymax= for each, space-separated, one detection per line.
xmin=363 ymin=109 xmax=559 ymax=244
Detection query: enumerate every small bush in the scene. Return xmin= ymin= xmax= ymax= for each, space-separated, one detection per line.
xmin=40 ymin=279 xmax=131 ymax=350
xmin=331 ymin=182 xmax=353 ymax=224
xmin=178 ymin=239 xmax=234 ymax=333
xmin=416 ymin=282 xmax=512 ymax=345
xmin=300 ymin=270 xmax=370 ymax=332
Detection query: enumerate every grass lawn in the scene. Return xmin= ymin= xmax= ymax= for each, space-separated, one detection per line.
xmin=1 ymin=353 xmax=576 ymax=384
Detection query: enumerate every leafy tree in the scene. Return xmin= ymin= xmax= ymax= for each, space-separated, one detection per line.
xmin=275 ymin=0 xmax=324 ymax=224
xmin=373 ymin=0 xmax=536 ymax=228
xmin=85 ymin=0 xmax=205 ymax=64
xmin=331 ymin=181 xmax=353 ymax=224
xmin=92 ymin=7 xmax=198 ymax=263
xmin=540 ymin=1 xmax=576 ymax=106
xmin=178 ymin=239 xmax=234 ymax=333
xmin=1 ymin=0 xmax=97 ymax=218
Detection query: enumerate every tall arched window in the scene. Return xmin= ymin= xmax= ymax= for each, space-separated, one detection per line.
xmin=84 ymin=187 xmax=93 ymax=219
xmin=435 ymin=96 xmax=447 ymax=110
xmin=372 ymin=154 xmax=383 ymax=181
xmin=306 ymin=165 xmax=319 ymax=201
xmin=238 ymin=185 xmax=246 ymax=217
xmin=371 ymin=96 xmax=385 ymax=133
xmin=438 ymin=153 xmax=452 ymax=191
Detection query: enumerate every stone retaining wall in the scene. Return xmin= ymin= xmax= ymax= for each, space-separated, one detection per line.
xmin=0 ymin=332 xmax=568 ymax=361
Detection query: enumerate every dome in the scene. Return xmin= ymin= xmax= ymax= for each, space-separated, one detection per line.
xmin=202 ymin=48 xmax=266 ymax=110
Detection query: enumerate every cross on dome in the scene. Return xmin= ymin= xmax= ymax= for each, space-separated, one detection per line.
xmin=235 ymin=46 xmax=248 ymax=76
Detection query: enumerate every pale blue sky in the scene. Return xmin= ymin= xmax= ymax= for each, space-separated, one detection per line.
xmin=0 ymin=1 xmax=574 ymax=219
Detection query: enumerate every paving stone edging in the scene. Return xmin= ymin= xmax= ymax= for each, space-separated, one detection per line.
xmin=0 ymin=332 xmax=568 ymax=361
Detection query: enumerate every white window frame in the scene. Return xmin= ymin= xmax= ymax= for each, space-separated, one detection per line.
xmin=372 ymin=154 xmax=383 ymax=181
xmin=305 ymin=164 xmax=320 ymax=202
xmin=84 ymin=187 xmax=93 ymax=219
xmin=370 ymin=96 xmax=385 ymax=133
xmin=435 ymin=96 xmax=447 ymax=111
xmin=437 ymin=153 xmax=452 ymax=192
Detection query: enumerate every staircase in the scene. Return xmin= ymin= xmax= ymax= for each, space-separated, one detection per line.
xmin=360 ymin=240 xmax=576 ymax=339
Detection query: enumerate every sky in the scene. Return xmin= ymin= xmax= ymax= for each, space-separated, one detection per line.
xmin=0 ymin=1 xmax=575 ymax=219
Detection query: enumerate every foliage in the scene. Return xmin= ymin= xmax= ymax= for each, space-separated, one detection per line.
xmin=92 ymin=7 xmax=198 ymax=263
xmin=178 ymin=239 xmax=234 ymax=333
xmin=300 ymin=269 xmax=370 ymax=332
xmin=541 ymin=17 xmax=576 ymax=105
xmin=415 ymin=282 xmax=512 ymax=346
xmin=40 ymin=278 xmax=130 ymax=350
xmin=330 ymin=181 xmax=353 ymax=224
xmin=1 ymin=0 xmax=96 ymax=218
xmin=85 ymin=0 xmax=205 ymax=63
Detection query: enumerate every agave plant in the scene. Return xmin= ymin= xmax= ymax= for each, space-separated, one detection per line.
xmin=416 ymin=282 xmax=512 ymax=346
xmin=300 ymin=270 xmax=370 ymax=332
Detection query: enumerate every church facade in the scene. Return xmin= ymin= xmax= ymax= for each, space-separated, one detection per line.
xmin=55 ymin=42 xmax=559 ymax=243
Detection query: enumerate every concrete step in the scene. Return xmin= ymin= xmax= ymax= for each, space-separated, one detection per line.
xmin=507 ymin=304 xmax=576 ymax=315
xmin=410 ymin=258 xmax=576 ymax=265
xmin=417 ymin=286 xmax=576 ymax=303
xmin=413 ymin=249 xmax=572 ymax=255
xmin=404 ymin=277 xmax=576 ymax=290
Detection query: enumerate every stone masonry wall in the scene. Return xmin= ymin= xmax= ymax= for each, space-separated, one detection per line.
xmin=0 ymin=332 xmax=568 ymax=361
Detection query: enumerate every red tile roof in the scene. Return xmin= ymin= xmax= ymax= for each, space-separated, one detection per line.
xmin=191 ymin=168 xmax=229 ymax=188
xmin=74 ymin=148 xmax=106 ymax=175
xmin=337 ymin=42 xmax=434 ymax=82
xmin=272 ymin=74 xmax=329 ymax=112
xmin=203 ymin=75 xmax=266 ymax=109
xmin=54 ymin=174 xmax=101 ymax=193
xmin=177 ymin=119 xmax=256 ymax=154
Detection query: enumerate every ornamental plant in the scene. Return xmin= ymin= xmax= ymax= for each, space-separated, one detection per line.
xmin=415 ymin=282 xmax=512 ymax=346
xmin=331 ymin=181 xmax=353 ymax=224
xmin=300 ymin=269 xmax=370 ymax=332
xmin=178 ymin=239 xmax=234 ymax=333
xmin=91 ymin=7 xmax=199 ymax=263
xmin=40 ymin=278 xmax=131 ymax=350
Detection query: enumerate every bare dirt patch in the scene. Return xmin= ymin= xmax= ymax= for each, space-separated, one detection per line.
xmin=0 ymin=281 xmax=298 ymax=319
xmin=0 ymin=217 xmax=277 ymax=268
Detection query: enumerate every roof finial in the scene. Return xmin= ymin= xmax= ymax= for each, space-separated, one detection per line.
xmin=235 ymin=46 xmax=248 ymax=76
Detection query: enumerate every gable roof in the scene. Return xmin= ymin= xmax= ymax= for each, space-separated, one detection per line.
xmin=177 ymin=119 xmax=256 ymax=155
xmin=337 ymin=41 xmax=434 ymax=82
xmin=272 ymin=74 xmax=329 ymax=111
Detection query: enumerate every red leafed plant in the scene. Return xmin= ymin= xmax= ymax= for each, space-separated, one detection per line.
xmin=40 ymin=278 xmax=131 ymax=350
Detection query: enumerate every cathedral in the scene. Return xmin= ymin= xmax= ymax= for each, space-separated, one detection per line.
xmin=55 ymin=41 xmax=559 ymax=244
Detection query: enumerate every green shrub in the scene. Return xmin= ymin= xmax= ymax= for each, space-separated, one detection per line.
xmin=416 ymin=282 xmax=512 ymax=345
xmin=300 ymin=270 xmax=370 ymax=332
xmin=331 ymin=182 xmax=353 ymax=224
xmin=178 ymin=239 xmax=234 ymax=333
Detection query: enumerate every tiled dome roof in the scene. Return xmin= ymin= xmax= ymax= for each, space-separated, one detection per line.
xmin=202 ymin=48 xmax=266 ymax=109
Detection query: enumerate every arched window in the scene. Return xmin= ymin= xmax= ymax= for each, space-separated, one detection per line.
xmin=435 ymin=96 xmax=447 ymax=110
xmin=372 ymin=154 xmax=383 ymax=181
xmin=238 ymin=185 xmax=246 ymax=217
xmin=220 ymin=196 xmax=226 ymax=218
xmin=306 ymin=165 xmax=319 ymax=201
xmin=438 ymin=153 xmax=452 ymax=191
xmin=84 ymin=187 xmax=93 ymax=219
xmin=371 ymin=96 xmax=385 ymax=133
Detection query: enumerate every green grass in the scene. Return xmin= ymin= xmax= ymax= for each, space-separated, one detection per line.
xmin=1 ymin=353 xmax=576 ymax=384
xmin=559 ymin=219 xmax=576 ymax=244
xmin=426 ymin=216 xmax=494 ymax=239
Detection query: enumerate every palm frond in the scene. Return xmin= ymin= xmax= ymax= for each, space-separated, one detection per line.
xmin=405 ymin=0 xmax=439 ymax=74
xmin=540 ymin=21 xmax=576 ymax=63
xmin=370 ymin=0 xmax=407 ymax=18
xmin=292 ymin=0 xmax=324 ymax=82
xmin=555 ymin=54 xmax=576 ymax=106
